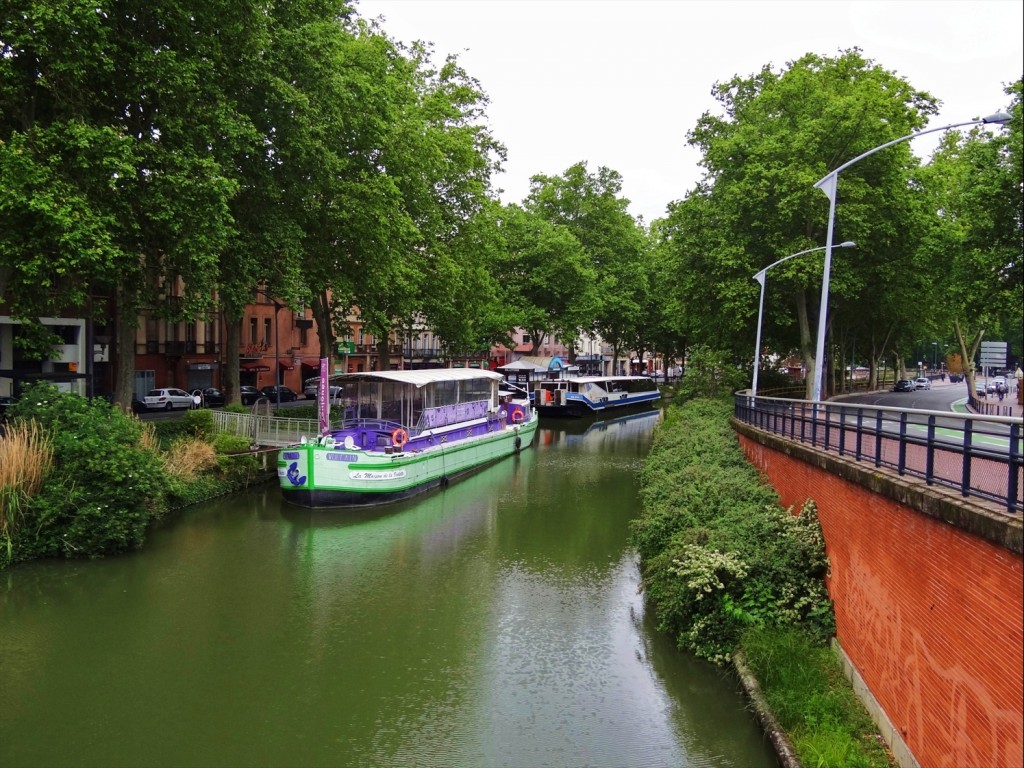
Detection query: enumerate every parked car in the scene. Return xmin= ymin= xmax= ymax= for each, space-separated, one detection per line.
xmin=143 ymin=387 xmax=195 ymax=411
xmin=260 ymin=385 xmax=298 ymax=402
xmin=975 ymin=380 xmax=989 ymax=396
xmin=199 ymin=387 xmax=225 ymax=408
xmin=893 ymin=379 xmax=915 ymax=392
xmin=104 ymin=392 xmax=145 ymax=413
xmin=240 ymin=385 xmax=262 ymax=405
xmin=914 ymin=378 xmax=931 ymax=390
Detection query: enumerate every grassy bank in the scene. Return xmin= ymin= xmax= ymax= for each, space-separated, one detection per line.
xmin=0 ymin=382 xmax=273 ymax=569
xmin=630 ymin=396 xmax=893 ymax=768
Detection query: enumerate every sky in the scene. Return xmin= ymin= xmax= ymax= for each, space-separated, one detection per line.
xmin=354 ymin=0 xmax=1023 ymax=224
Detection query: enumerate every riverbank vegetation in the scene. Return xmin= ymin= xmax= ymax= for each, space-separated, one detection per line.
xmin=0 ymin=383 xmax=267 ymax=570
xmin=631 ymin=394 xmax=893 ymax=767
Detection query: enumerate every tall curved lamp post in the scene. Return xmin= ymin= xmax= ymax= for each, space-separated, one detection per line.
xmin=811 ymin=112 xmax=1012 ymax=402
xmin=752 ymin=242 xmax=856 ymax=397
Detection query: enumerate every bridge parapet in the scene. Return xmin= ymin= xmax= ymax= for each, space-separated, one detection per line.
xmin=734 ymin=402 xmax=1023 ymax=768
xmin=734 ymin=393 xmax=1022 ymax=514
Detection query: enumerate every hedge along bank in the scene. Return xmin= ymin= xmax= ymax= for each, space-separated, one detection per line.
xmin=0 ymin=382 xmax=271 ymax=569
xmin=630 ymin=396 xmax=893 ymax=768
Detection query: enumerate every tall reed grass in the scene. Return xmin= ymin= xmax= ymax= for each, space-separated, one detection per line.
xmin=0 ymin=420 xmax=54 ymax=553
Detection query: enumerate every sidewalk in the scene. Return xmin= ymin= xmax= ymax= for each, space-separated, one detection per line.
xmin=932 ymin=377 xmax=1022 ymax=418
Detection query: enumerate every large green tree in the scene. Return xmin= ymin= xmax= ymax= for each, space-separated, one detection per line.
xmin=0 ymin=1 xmax=247 ymax=411
xmin=526 ymin=162 xmax=646 ymax=369
xmin=914 ymin=79 xmax=1022 ymax=396
xmin=675 ymin=49 xmax=938 ymax=396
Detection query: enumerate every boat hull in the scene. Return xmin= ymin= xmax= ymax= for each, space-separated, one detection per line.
xmin=535 ymin=392 xmax=661 ymax=418
xmin=278 ymin=415 xmax=538 ymax=508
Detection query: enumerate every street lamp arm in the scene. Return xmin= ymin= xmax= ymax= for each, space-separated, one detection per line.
xmin=755 ymin=241 xmax=856 ymax=280
xmin=810 ymin=110 xmax=1010 ymax=402
xmin=751 ymin=241 xmax=855 ymax=396
xmin=815 ymin=113 xmax=1012 ymax=190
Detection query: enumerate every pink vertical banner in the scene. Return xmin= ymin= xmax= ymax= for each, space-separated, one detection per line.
xmin=318 ymin=358 xmax=329 ymax=435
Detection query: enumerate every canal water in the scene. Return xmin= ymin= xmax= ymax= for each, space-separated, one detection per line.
xmin=0 ymin=410 xmax=778 ymax=768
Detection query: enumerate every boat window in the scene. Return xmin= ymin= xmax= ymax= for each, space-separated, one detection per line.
xmin=431 ymin=379 xmax=459 ymax=407
xmin=379 ymin=381 xmax=405 ymax=424
xmin=462 ymin=377 xmax=493 ymax=404
xmin=354 ymin=381 xmax=379 ymax=420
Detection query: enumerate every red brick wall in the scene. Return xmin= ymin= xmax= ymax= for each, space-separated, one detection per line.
xmin=738 ymin=435 xmax=1024 ymax=768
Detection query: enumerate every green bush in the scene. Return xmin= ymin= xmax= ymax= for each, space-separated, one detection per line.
xmin=675 ymin=345 xmax=748 ymax=401
xmin=211 ymin=432 xmax=263 ymax=486
xmin=6 ymin=383 xmax=168 ymax=560
xmin=182 ymin=408 xmax=215 ymax=440
xmin=631 ymin=396 xmax=835 ymax=664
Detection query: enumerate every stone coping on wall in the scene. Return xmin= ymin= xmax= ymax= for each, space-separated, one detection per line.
xmin=731 ymin=418 xmax=1023 ymax=555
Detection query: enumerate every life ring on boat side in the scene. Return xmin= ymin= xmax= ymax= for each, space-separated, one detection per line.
xmin=391 ymin=428 xmax=409 ymax=449
xmin=511 ymin=409 xmax=525 ymax=423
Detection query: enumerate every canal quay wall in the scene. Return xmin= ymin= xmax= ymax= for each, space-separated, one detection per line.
xmin=733 ymin=420 xmax=1023 ymax=768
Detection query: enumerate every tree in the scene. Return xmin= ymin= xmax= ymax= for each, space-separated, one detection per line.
xmin=489 ymin=203 xmax=595 ymax=355
xmin=914 ymin=79 xmax=1023 ymax=396
xmin=0 ymin=1 xmax=247 ymax=411
xmin=680 ymin=49 xmax=938 ymax=396
xmin=526 ymin=162 xmax=647 ymax=371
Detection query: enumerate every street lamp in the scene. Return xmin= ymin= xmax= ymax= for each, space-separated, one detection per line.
xmin=932 ymin=341 xmax=938 ymax=372
xmin=810 ymin=111 xmax=1011 ymax=402
xmin=752 ymin=242 xmax=856 ymax=396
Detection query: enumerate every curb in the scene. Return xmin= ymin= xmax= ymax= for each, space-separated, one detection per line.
xmin=732 ymin=651 xmax=802 ymax=768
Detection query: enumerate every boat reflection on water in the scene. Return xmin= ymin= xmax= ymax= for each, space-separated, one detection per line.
xmin=277 ymin=448 xmax=531 ymax=567
xmin=535 ymin=407 xmax=663 ymax=453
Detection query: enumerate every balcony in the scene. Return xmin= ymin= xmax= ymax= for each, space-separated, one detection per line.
xmin=138 ymin=340 xmax=218 ymax=356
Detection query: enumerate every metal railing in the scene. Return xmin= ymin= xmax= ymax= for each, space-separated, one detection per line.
xmin=213 ymin=410 xmax=316 ymax=447
xmin=734 ymin=393 xmax=1023 ymax=514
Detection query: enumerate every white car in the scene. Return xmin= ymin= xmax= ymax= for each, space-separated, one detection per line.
xmin=144 ymin=387 xmax=195 ymax=410
xmin=914 ymin=378 xmax=931 ymax=390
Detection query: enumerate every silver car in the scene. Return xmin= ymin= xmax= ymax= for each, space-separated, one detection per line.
xmin=144 ymin=387 xmax=195 ymax=410
xmin=914 ymin=378 xmax=931 ymax=390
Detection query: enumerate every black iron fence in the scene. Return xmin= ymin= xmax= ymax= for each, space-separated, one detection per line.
xmin=734 ymin=393 xmax=1023 ymax=514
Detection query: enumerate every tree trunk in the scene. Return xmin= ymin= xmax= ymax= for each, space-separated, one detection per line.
xmin=795 ymin=289 xmax=816 ymax=400
xmin=113 ymin=285 xmax=138 ymax=413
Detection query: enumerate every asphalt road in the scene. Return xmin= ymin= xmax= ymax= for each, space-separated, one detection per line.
xmin=836 ymin=380 xmax=969 ymax=413
xmin=136 ymin=397 xmax=312 ymax=422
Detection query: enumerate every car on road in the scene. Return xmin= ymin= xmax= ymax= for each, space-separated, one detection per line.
xmin=240 ymin=385 xmax=262 ymax=405
xmin=260 ymin=385 xmax=298 ymax=402
xmin=893 ymin=379 xmax=915 ymax=392
xmin=105 ymin=392 xmax=146 ymax=413
xmin=144 ymin=387 xmax=195 ymax=411
xmin=199 ymin=387 xmax=226 ymax=408
xmin=914 ymin=378 xmax=931 ymax=390
xmin=303 ymin=379 xmax=344 ymax=401
xmin=975 ymin=380 xmax=988 ymax=396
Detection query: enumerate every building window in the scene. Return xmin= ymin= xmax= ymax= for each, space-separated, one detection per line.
xmin=522 ymin=333 xmax=531 ymax=345
xmin=249 ymin=318 xmax=257 ymax=344
xmin=263 ymin=319 xmax=272 ymax=346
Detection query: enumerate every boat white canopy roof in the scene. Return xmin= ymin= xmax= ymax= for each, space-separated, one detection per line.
xmin=328 ymin=368 xmax=503 ymax=389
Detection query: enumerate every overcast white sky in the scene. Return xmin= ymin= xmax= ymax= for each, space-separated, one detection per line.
xmin=356 ymin=0 xmax=1023 ymax=223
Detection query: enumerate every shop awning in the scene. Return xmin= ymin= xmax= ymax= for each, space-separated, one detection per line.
xmin=240 ymin=362 xmax=271 ymax=372
xmin=279 ymin=361 xmax=294 ymax=371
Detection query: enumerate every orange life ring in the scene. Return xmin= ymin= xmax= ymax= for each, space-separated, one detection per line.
xmin=391 ymin=428 xmax=409 ymax=449
xmin=511 ymin=409 xmax=525 ymax=423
